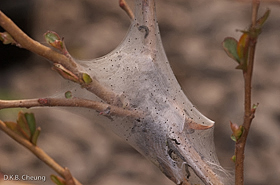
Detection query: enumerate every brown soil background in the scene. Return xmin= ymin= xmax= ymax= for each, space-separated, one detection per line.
xmin=1 ymin=0 xmax=280 ymax=185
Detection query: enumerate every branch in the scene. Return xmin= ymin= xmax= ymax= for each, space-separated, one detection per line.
xmin=0 ymin=11 xmax=119 ymax=105
xmin=0 ymin=120 xmax=82 ymax=185
xmin=0 ymin=98 xmax=142 ymax=118
xmin=235 ymin=1 xmax=260 ymax=185
xmin=0 ymin=11 xmax=76 ymax=69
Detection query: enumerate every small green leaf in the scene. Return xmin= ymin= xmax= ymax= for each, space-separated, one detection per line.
xmin=31 ymin=127 xmax=41 ymax=146
xmin=235 ymin=33 xmax=250 ymax=71
xmin=231 ymin=135 xmax=237 ymax=142
xmin=222 ymin=37 xmax=240 ymax=63
xmin=17 ymin=111 xmax=31 ymax=139
xmin=24 ymin=113 xmax=36 ymax=137
xmin=4 ymin=121 xmax=24 ymax=136
xmin=256 ymin=9 xmax=270 ymax=29
xmin=5 ymin=121 xmax=17 ymax=130
xmin=64 ymin=91 xmax=73 ymax=99
xmin=237 ymin=33 xmax=249 ymax=59
xmin=82 ymin=73 xmax=92 ymax=85
xmin=50 ymin=175 xmax=65 ymax=185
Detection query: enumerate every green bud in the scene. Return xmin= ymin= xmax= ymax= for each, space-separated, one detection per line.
xmin=64 ymin=91 xmax=73 ymax=99
xmin=0 ymin=32 xmax=16 ymax=45
xmin=231 ymin=155 xmax=236 ymax=163
xmin=82 ymin=73 xmax=92 ymax=85
xmin=230 ymin=121 xmax=244 ymax=141
xmin=44 ymin=31 xmax=60 ymax=44
xmin=44 ymin=31 xmax=64 ymax=50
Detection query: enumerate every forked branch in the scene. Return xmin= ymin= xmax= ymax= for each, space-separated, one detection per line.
xmin=0 ymin=120 xmax=82 ymax=185
xmin=0 ymin=11 xmax=119 ymax=105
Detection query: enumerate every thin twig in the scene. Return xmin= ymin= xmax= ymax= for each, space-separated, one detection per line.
xmin=251 ymin=1 xmax=260 ymax=27
xmin=235 ymin=1 xmax=260 ymax=185
xmin=0 ymin=98 xmax=142 ymax=118
xmin=119 ymin=0 xmax=135 ymax=19
xmin=0 ymin=11 xmax=118 ymax=105
xmin=0 ymin=120 xmax=82 ymax=185
xmin=0 ymin=11 xmax=76 ymax=69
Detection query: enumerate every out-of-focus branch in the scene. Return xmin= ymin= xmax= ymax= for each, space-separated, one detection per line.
xmin=0 ymin=120 xmax=82 ymax=185
xmin=0 ymin=98 xmax=142 ymax=118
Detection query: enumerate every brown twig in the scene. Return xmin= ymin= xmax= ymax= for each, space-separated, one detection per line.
xmin=0 ymin=120 xmax=82 ymax=185
xmin=0 ymin=11 xmax=76 ymax=69
xmin=119 ymin=0 xmax=135 ymax=20
xmin=0 ymin=11 xmax=118 ymax=105
xmin=0 ymin=98 xmax=142 ymax=118
xmin=234 ymin=1 xmax=260 ymax=185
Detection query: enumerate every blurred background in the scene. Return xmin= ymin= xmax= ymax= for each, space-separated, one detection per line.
xmin=0 ymin=0 xmax=280 ymax=184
